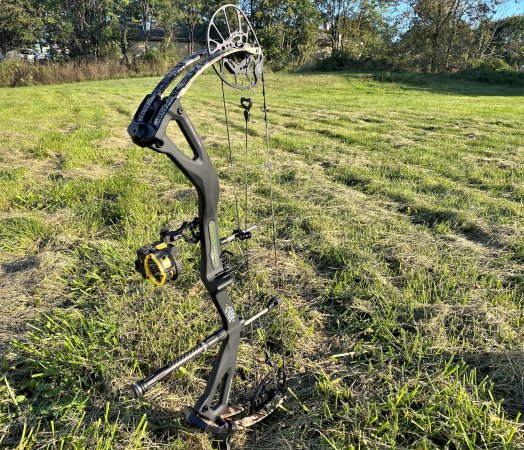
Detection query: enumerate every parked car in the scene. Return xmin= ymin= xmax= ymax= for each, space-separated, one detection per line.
xmin=35 ymin=51 xmax=47 ymax=63
xmin=20 ymin=48 xmax=38 ymax=63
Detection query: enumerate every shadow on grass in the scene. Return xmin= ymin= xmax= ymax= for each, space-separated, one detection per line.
xmin=457 ymin=350 xmax=524 ymax=420
xmin=370 ymin=71 xmax=524 ymax=97
xmin=296 ymin=69 xmax=523 ymax=97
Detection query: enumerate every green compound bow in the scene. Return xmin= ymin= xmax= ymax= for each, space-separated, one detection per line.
xmin=128 ymin=5 xmax=285 ymax=449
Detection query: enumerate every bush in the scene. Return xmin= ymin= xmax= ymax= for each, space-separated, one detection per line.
xmin=141 ymin=47 xmax=163 ymax=65
xmin=99 ymin=42 xmax=123 ymax=61
xmin=0 ymin=55 xmax=180 ymax=88
xmin=456 ymin=59 xmax=524 ymax=85
xmin=315 ymin=50 xmax=352 ymax=71
xmin=315 ymin=50 xmax=390 ymax=72
xmin=0 ymin=59 xmax=35 ymax=87
xmin=472 ymin=57 xmax=513 ymax=71
xmin=372 ymin=70 xmax=427 ymax=85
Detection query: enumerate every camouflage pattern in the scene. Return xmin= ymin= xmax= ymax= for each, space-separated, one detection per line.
xmin=222 ymin=394 xmax=285 ymax=429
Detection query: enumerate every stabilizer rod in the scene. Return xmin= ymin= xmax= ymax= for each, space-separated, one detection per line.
xmin=132 ymin=296 xmax=283 ymax=397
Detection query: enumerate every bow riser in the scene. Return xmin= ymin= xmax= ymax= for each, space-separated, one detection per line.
xmin=133 ymin=98 xmax=244 ymax=420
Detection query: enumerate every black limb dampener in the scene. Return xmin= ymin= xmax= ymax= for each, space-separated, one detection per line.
xmin=127 ymin=4 xmax=285 ymax=447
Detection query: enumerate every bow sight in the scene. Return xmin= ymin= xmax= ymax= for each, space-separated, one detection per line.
xmin=135 ymin=218 xmax=199 ymax=286
xmin=128 ymin=4 xmax=285 ymax=449
xmin=135 ymin=218 xmax=257 ymax=286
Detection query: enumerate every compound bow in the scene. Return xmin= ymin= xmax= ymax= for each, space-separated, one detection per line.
xmin=127 ymin=5 xmax=285 ymax=448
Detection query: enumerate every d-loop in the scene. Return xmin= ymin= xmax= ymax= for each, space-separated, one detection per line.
xmin=127 ymin=43 xmax=275 ymax=425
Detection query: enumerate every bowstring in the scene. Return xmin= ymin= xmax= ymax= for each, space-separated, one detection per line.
xmin=239 ymin=71 xmax=285 ymax=395
xmin=221 ymin=67 xmax=284 ymax=415
xmin=221 ymin=79 xmax=258 ymax=394
xmin=261 ymin=70 xmax=286 ymax=375
xmin=243 ymin=70 xmax=285 ymax=394
xmin=241 ymin=86 xmax=259 ymax=392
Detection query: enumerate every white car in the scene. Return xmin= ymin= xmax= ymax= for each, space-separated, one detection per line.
xmin=20 ymin=48 xmax=38 ymax=63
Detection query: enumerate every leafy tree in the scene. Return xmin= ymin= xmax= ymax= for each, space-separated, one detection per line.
xmin=101 ymin=0 xmax=133 ymax=61
xmin=115 ymin=0 xmax=132 ymax=64
xmin=135 ymin=0 xmax=159 ymax=53
xmin=0 ymin=0 xmax=42 ymax=54
xmin=491 ymin=15 xmax=524 ymax=67
xmin=173 ymin=0 xmax=212 ymax=54
xmin=316 ymin=0 xmax=390 ymax=53
xmin=155 ymin=0 xmax=181 ymax=53
xmin=336 ymin=1 xmax=392 ymax=58
xmin=253 ymin=0 xmax=320 ymax=67
xmin=396 ymin=0 xmax=504 ymax=72
xmin=74 ymin=0 xmax=116 ymax=58
xmin=39 ymin=0 xmax=74 ymax=55
xmin=40 ymin=0 xmax=122 ymax=59
xmin=317 ymin=0 xmax=359 ymax=51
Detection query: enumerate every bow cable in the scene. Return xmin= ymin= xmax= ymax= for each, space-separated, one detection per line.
xmin=240 ymin=89 xmax=258 ymax=390
xmin=220 ymin=82 xmax=259 ymax=390
xmin=221 ymin=78 xmax=242 ymax=232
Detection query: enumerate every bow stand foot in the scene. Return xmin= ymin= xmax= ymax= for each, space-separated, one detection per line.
xmin=182 ymin=360 xmax=286 ymax=448
xmin=183 ymin=406 xmax=234 ymax=449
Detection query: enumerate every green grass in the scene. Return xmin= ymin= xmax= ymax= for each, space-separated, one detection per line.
xmin=0 ymin=71 xmax=523 ymax=449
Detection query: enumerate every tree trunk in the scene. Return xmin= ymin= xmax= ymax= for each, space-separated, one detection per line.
xmin=141 ymin=0 xmax=150 ymax=54
xmin=188 ymin=24 xmax=194 ymax=54
xmin=430 ymin=27 xmax=439 ymax=72
xmin=333 ymin=14 xmax=340 ymax=51
xmin=444 ymin=26 xmax=456 ymax=70
xmin=121 ymin=18 xmax=129 ymax=65
xmin=444 ymin=0 xmax=462 ymax=71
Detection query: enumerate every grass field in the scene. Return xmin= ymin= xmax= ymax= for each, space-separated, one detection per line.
xmin=0 ymin=71 xmax=523 ymax=449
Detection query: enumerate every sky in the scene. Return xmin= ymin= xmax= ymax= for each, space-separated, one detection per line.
xmin=496 ymin=0 xmax=524 ymax=18
xmin=389 ymin=0 xmax=523 ymax=20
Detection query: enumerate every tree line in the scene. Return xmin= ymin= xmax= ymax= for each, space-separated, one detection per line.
xmin=0 ymin=0 xmax=522 ymax=73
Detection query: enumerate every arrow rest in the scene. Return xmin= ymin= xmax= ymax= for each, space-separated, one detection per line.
xmin=127 ymin=4 xmax=286 ymax=447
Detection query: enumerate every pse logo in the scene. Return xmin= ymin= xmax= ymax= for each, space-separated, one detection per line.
xmin=225 ymin=305 xmax=236 ymax=323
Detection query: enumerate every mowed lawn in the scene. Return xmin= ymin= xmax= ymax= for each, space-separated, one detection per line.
xmin=0 ymin=71 xmax=523 ymax=449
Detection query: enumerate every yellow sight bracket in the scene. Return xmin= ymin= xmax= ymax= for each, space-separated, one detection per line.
xmin=136 ymin=241 xmax=181 ymax=286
